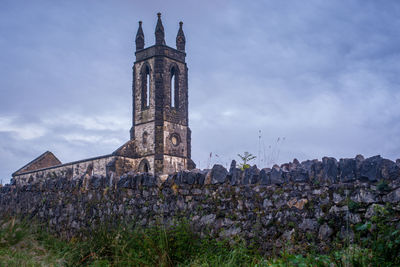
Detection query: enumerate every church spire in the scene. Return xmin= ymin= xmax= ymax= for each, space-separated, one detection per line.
xmin=135 ymin=21 xmax=144 ymax=51
xmin=176 ymin=21 xmax=186 ymax=51
xmin=155 ymin=12 xmax=165 ymax=45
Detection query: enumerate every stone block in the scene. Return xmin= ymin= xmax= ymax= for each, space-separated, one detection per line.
xmin=270 ymin=166 xmax=283 ymax=184
xmin=290 ymin=167 xmax=309 ymax=182
xmin=90 ymin=175 xmax=105 ymax=189
xmin=260 ymin=168 xmax=271 ymax=185
xmin=381 ymin=159 xmax=399 ymax=180
xmin=186 ymin=171 xmax=196 ymax=185
xmin=117 ymin=175 xmax=131 ymax=188
xmin=383 ymin=187 xmax=400 ymax=203
xmin=318 ymin=223 xmax=333 ymax=240
xmin=322 ymin=157 xmax=338 ymax=183
xmin=243 ymin=165 xmax=260 ymax=184
xmin=360 ymin=155 xmax=382 ymax=182
xmin=210 ymin=164 xmax=228 ymax=184
xmin=228 ymin=168 xmax=242 ymax=185
xmin=339 ymin=158 xmax=356 ymax=182
xmin=196 ymin=171 xmax=207 ymax=185
xmin=299 ymin=218 xmax=318 ymax=232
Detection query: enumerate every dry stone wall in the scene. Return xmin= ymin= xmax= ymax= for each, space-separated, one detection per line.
xmin=1 ymin=154 xmax=400 ymax=254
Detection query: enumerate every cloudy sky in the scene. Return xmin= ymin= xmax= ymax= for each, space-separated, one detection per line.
xmin=1 ymin=0 xmax=400 ymax=182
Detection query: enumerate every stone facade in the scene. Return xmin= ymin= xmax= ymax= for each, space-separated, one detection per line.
xmin=2 ymin=154 xmax=400 ymax=254
xmin=12 ymin=155 xmax=138 ymax=186
xmin=12 ymin=13 xmax=195 ymax=184
xmin=129 ymin=13 xmax=194 ymax=175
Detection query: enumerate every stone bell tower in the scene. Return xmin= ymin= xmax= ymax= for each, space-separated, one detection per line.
xmin=128 ymin=13 xmax=195 ymax=175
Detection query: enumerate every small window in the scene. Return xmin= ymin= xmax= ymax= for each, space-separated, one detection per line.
xmin=138 ymin=159 xmax=150 ymax=173
xmin=142 ymin=131 xmax=148 ymax=145
xmin=170 ymin=67 xmax=179 ymax=108
xmin=142 ymin=65 xmax=150 ymax=109
xmin=171 ymin=71 xmax=176 ymax=107
xmin=146 ymin=72 xmax=150 ymax=107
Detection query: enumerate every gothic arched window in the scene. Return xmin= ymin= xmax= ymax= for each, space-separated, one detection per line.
xmin=170 ymin=66 xmax=179 ymax=108
xmin=138 ymin=159 xmax=150 ymax=173
xmin=141 ymin=65 xmax=150 ymax=109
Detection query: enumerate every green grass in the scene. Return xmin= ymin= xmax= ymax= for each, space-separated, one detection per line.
xmin=0 ymin=217 xmax=399 ymax=266
xmin=0 ymin=218 xmax=69 ymax=266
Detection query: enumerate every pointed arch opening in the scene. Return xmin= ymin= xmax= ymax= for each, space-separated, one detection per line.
xmin=138 ymin=159 xmax=150 ymax=173
xmin=170 ymin=66 xmax=179 ymax=109
xmin=171 ymin=71 xmax=176 ymax=108
xmin=141 ymin=64 xmax=151 ymax=110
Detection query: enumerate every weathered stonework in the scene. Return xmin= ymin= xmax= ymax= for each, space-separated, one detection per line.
xmin=163 ymin=155 xmax=188 ymax=174
xmin=163 ymin=121 xmax=187 ymax=157
xmin=133 ymin=123 xmax=156 ymax=156
xmin=2 ymin=155 xmax=400 ymax=255
xmin=128 ymin=14 xmax=194 ymax=175
xmin=12 ymin=155 xmax=138 ymax=186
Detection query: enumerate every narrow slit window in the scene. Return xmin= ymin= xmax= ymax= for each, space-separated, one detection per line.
xmin=171 ymin=69 xmax=176 ymax=108
xmin=146 ymin=70 xmax=150 ymax=107
xmin=142 ymin=65 xmax=150 ymax=109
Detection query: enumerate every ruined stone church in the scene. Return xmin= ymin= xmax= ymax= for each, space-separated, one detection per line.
xmin=12 ymin=13 xmax=195 ymax=185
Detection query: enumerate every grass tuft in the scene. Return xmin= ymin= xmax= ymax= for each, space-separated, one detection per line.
xmin=0 ymin=217 xmax=399 ymax=266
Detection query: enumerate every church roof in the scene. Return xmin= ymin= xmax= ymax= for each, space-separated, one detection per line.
xmin=12 ymin=151 xmax=62 ymax=176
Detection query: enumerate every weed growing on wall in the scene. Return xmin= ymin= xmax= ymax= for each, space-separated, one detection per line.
xmin=237 ymin=152 xmax=256 ymax=170
xmin=354 ymin=205 xmax=400 ymax=266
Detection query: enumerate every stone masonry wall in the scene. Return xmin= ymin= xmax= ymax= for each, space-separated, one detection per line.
xmin=1 ymin=154 xmax=400 ymax=254
xmin=12 ymin=156 xmax=137 ymax=186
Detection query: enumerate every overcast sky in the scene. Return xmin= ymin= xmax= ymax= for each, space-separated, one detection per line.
xmin=1 ymin=0 xmax=400 ymax=183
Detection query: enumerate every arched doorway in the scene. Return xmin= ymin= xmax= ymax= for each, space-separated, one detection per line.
xmin=138 ymin=159 xmax=150 ymax=173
